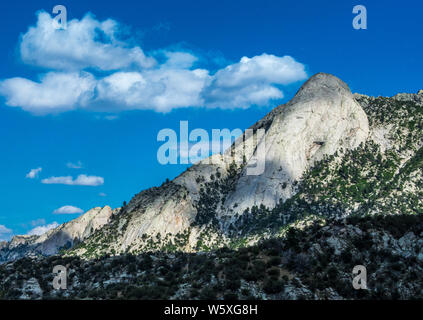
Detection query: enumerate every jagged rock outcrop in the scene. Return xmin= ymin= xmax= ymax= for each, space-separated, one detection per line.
xmin=393 ymin=90 xmax=423 ymax=105
xmin=0 ymin=206 xmax=114 ymax=263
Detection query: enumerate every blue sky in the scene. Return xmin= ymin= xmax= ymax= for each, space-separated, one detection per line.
xmin=0 ymin=0 xmax=422 ymax=239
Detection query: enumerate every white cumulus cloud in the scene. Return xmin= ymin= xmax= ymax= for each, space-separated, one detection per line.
xmin=41 ymin=174 xmax=104 ymax=186
xmin=0 ymin=72 xmax=96 ymax=114
xmin=213 ymin=55 xmax=307 ymax=87
xmin=0 ymin=11 xmax=308 ymax=114
xmin=20 ymin=12 xmax=155 ymax=71
xmin=53 ymin=205 xmax=84 ymax=215
xmin=203 ymin=54 xmax=307 ymax=109
xmin=26 ymin=167 xmax=42 ymax=179
xmin=27 ymin=222 xmax=59 ymax=236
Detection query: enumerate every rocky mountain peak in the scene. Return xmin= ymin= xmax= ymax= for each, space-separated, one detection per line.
xmin=249 ymin=73 xmax=355 ymax=132
xmin=289 ymin=72 xmax=352 ymax=105
xmin=222 ymin=73 xmax=369 ymax=216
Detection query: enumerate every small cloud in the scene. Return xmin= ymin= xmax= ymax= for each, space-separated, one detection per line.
xmin=27 ymin=222 xmax=59 ymax=236
xmin=42 ymin=174 xmax=104 ymax=186
xmin=26 ymin=167 xmax=42 ymax=179
xmin=0 ymin=224 xmax=13 ymax=241
xmin=99 ymin=192 xmax=107 ymax=197
xmin=53 ymin=205 xmax=84 ymax=215
xmin=30 ymin=218 xmax=46 ymax=227
xmin=66 ymin=161 xmax=83 ymax=169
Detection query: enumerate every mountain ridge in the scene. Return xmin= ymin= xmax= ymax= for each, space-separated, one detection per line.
xmin=1 ymin=72 xmax=423 ymax=264
xmin=0 ymin=206 xmax=117 ymax=263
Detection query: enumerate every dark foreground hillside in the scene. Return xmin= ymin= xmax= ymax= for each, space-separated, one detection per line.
xmin=1 ymin=213 xmax=423 ymax=300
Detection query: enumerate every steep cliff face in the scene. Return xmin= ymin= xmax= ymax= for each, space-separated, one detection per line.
xmin=66 ymin=73 xmax=371 ymax=258
xmin=0 ymin=206 xmax=114 ymax=263
xmin=221 ymin=73 xmax=369 ymax=216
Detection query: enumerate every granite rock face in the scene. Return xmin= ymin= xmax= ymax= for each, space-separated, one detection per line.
xmin=181 ymin=72 xmax=369 ymax=217
xmin=0 ymin=206 xmax=113 ymax=263
xmin=222 ymin=73 xmax=369 ymax=215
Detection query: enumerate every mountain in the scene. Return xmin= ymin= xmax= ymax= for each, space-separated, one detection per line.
xmin=3 ymin=72 xmax=423 ymax=262
xmin=1 ymin=72 xmax=423 ymax=299
xmin=0 ymin=206 xmax=116 ymax=263
xmin=61 ymin=73 xmax=371 ymax=257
